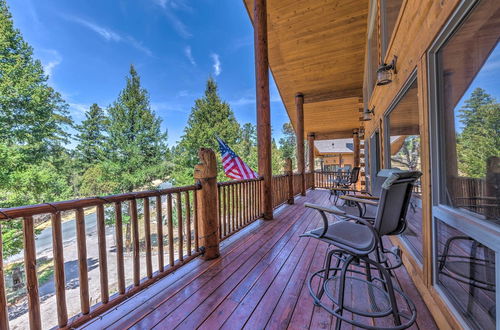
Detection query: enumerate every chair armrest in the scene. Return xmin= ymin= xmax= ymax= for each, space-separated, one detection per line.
xmin=340 ymin=195 xmax=378 ymax=206
xmin=354 ymin=195 xmax=379 ymax=200
xmin=304 ymin=203 xmax=346 ymax=216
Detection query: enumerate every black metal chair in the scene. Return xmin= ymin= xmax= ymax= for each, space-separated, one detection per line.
xmin=301 ymin=170 xmax=422 ymax=329
xmin=329 ymin=167 xmax=360 ymax=203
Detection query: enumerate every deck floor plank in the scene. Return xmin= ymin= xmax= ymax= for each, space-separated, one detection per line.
xmin=77 ymin=190 xmax=437 ymax=330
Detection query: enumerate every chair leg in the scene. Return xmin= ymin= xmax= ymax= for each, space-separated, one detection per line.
xmin=366 ymin=257 xmax=402 ymax=326
xmin=334 ymin=255 xmax=354 ymax=330
xmin=316 ymin=249 xmax=339 ymax=304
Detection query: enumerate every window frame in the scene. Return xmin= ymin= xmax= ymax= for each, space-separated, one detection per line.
xmin=427 ymin=0 xmax=500 ymax=327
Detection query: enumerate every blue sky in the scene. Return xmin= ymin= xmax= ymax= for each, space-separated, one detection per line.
xmin=7 ymin=0 xmax=290 ymax=147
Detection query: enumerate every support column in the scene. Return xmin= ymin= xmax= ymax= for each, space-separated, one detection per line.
xmin=194 ymin=148 xmax=220 ymax=260
xmin=308 ymin=133 xmax=315 ymax=189
xmin=353 ymin=129 xmax=360 ymax=167
xmin=285 ymin=158 xmax=294 ymax=204
xmin=254 ymin=0 xmax=273 ymax=220
xmin=296 ymin=93 xmax=306 ymax=196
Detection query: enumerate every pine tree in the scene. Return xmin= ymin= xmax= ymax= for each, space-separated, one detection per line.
xmin=172 ymin=77 xmax=241 ymax=185
xmin=457 ymin=88 xmax=500 ymax=178
xmin=279 ymin=123 xmax=296 ymax=169
xmin=238 ymin=123 xmax=258 ymax=172
xmin=0 ymin=0 xmax=73 ymax=257
xmin=0 ymin=0 xmax=71 ymax=160
xmin=105 ymin=65 xmax=168 ymax=192
xmin=75 ymin=103 xmax=107 ymax=169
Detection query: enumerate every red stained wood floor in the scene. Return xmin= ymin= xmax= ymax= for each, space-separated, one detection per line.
xmin=80 ymin=190 xmax=437 ymax=330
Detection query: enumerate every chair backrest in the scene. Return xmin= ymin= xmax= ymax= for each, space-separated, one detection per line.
xmin=349 ymin=167 xmax=360 ymax=184
xmin=373 ymin=171 xmax=422 ymax=236
xmin=370 ymin=169 xmax=403 ymax=196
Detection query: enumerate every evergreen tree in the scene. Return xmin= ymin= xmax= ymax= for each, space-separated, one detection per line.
xmin=105 ymin=65 xmax=168 ymax=192
xmin=0 ymin=0 xmax=73 ymax=257
xmin=279 ymin=123 xmax=296 ymax=169
xmin=271 ymin=138 xmax=284 ymax=174
xmin=238 ymin=123 xmax=258 ymax=172
xmin=0 ymin=0 xmax=71 ymax=160
xmin=172 ymin=77 xmax=241 ymax=185
xmin=457 ymin=88 xmax=500 ymax=178
xmin=75 ymin=103 xmax=107 ymax=169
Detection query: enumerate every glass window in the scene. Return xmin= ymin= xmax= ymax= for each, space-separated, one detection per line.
xmin=385 ymin=79 xmax=423 ymax=261
xmin=364 ymin=0 xmax=380 ymax=105
xmin=434 ymin=1 xmax=499 ymax=328
xmin=368 ymin=131 xmax=381 ymax=193
xmin=437 ymin=0 xmax=500 ymax=221
xmin=380 ymin=0 xmax=404 ymax=59
xmin=436 ymin=220 xmax=496 ymax=329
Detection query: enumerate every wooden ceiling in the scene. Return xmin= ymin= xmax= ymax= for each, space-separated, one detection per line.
xmin=243 ymin=0 xmax=369 ymax=139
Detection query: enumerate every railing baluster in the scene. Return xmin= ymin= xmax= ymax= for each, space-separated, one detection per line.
xmin=221 ymin=186 xmax=226 ymax=238
xmin=50 ymin=212 xmax=68 ymax=327
xmin=144 ymin=198 xmax=152 ymax=278
xmin=239 ymin=183 xmax=243 ymax=228
xmin=130 ymin=199 xmax=140 ymax=286
xmin=114 ymin=202 xmax=125 ymax=294
xmin=185 ymin=191 xmax=191 ymax=256
xmin=193 ymin=190 xmax=199 ymax=252
xmin=0 ymin=224 xmax=10 ymax=330
xmin=96 ymin=204 xmax=109 ymax=303
xmin=23 ymin=216 xmax=41 ymax=329
xmin=177 ymin=192 xmax=183 ymax=262
xmin=75 ymin=209 xmax=90 ymax=315
xmin=218 ymin=187 xmax=222 ymax=239
xmin=167 ymin=194 xmax=174 ymax=266
xmin=156 ymin=195 xmax=164 ymax=272
xmin=231 ymin=185 xmax=235 ymax=232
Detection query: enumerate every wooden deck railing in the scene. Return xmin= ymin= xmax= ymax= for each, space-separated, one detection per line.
xmin=218 ymin=177 xmax=263 ymax=240
xmin=0 ymin=185 xmax=201 ymax=329
xmin=0 ymin=155 xmax=318 ymax=330
xmin=314 ymin=171 xmax=349 ymax=189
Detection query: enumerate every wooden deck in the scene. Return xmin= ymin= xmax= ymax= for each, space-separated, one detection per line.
xmin=80 ymin=190 xmax=437 ymax=330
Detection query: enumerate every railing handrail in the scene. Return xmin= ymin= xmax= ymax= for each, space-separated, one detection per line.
xmin=217 ymin=176 xmax=263 ymax=187
xmin=0 ymin=184 xmax=201 ymax=220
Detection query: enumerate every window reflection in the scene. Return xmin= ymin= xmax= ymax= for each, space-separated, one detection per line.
xmin=436 ymin=220 xmax=496 ymax=329
xmin=437 ymin=0 xmax=500 ymax=221
xmin=386 ymin=80 xmax=423 ymax=261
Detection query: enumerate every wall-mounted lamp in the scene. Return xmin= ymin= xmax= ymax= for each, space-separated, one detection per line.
xmin=361 ymin=107 xmax=375 ymax=121
xmin=358 ymin=128 xmax=365 ymax=139
xmin=376 ymin=55 xmax=397 ymax=86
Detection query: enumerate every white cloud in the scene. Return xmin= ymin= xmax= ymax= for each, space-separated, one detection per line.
xmin=40 ymin=49 xmax=62 ymax=77
xmin=184 ymin=46 xmax=196 ymax=65
xmin=68 ymin=102 xmax=90 ymax=122
xmin=211 ymin=53 xmax=221 ymax=76
xmin=153 ymin=0 xmax=192 ymax=39
xmin=65 ymin=16 xmax=152 ymax=56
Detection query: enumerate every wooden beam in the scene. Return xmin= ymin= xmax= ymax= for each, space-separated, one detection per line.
xmin=314 ymin=130 xmax=356 ymax=140
xmin=254 ymin=0 xmax=273 ymax=220
xmin=353 ymin=129 xmax=360 ymax=167
xmin=307 ymin=133 xmax=315 ymax=189
xmin=296 ymin=93 xmax=306 ymax=196
xmin=303 ymin=88 xmax=363 ymax=104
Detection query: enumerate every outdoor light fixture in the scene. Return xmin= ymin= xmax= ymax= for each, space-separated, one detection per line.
xmin=361 ymin=107 xmax=375 ymax=121
xmin=358 ymin=128 xmax=365 ymax=139
xmin=376 ymin=55 xmax=397 ymax=86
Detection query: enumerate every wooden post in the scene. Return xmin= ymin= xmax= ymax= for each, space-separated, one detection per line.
xmin=51 ymin=212 xmax=68 ymax=327
xmin=23 ymin=216 xmax=41 ymax=329
xmin=296 ymin=93 xmax=306 ymax=196
xmin=486 ymin=156 xmax=500 ymax=219
xmin=308 ymin=133 xmax=315 ymax=189
xmin=254 ymin=0 xmax=273 ymax=220
xmin=0 ymin=224 xmax=9 ymax=330
xmin=194 ymin=148 xmax=220 ymax=260
xmin=285 ymin=158 xmax=294 ymax=204
xmin=353 ymin=129 xmax=360 ymax=167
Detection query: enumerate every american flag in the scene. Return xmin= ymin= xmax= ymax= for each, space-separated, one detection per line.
xmin=217 ymin=137 xmax=258 ymax=180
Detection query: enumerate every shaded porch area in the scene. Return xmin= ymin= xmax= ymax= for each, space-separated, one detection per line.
xmin=79 ymin=189 xmax=437 ymax=329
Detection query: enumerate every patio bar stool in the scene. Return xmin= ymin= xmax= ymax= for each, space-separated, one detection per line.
xmin=301 ymin=171 xmax=422 ymax=329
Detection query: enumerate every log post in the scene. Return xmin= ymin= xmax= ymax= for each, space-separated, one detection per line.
xmin=254 ymin=0 xmax=273 ymax=220
xmin=285 ymin=158 xmax=294 ymax=204
xmin=194 ymin=148 xmax=220 ymax=260
xmin=353 ymin=129 xmax=360 ymax=167
xmin=486 ymin=156 xmax=500 ymax=219
xmin=296 ymin=93 xmax=306 ymax=196
xmin=308 ymin=133 xmax=315 ymax=190
xmin=0 ymin=224 xmax=9 ymax=330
